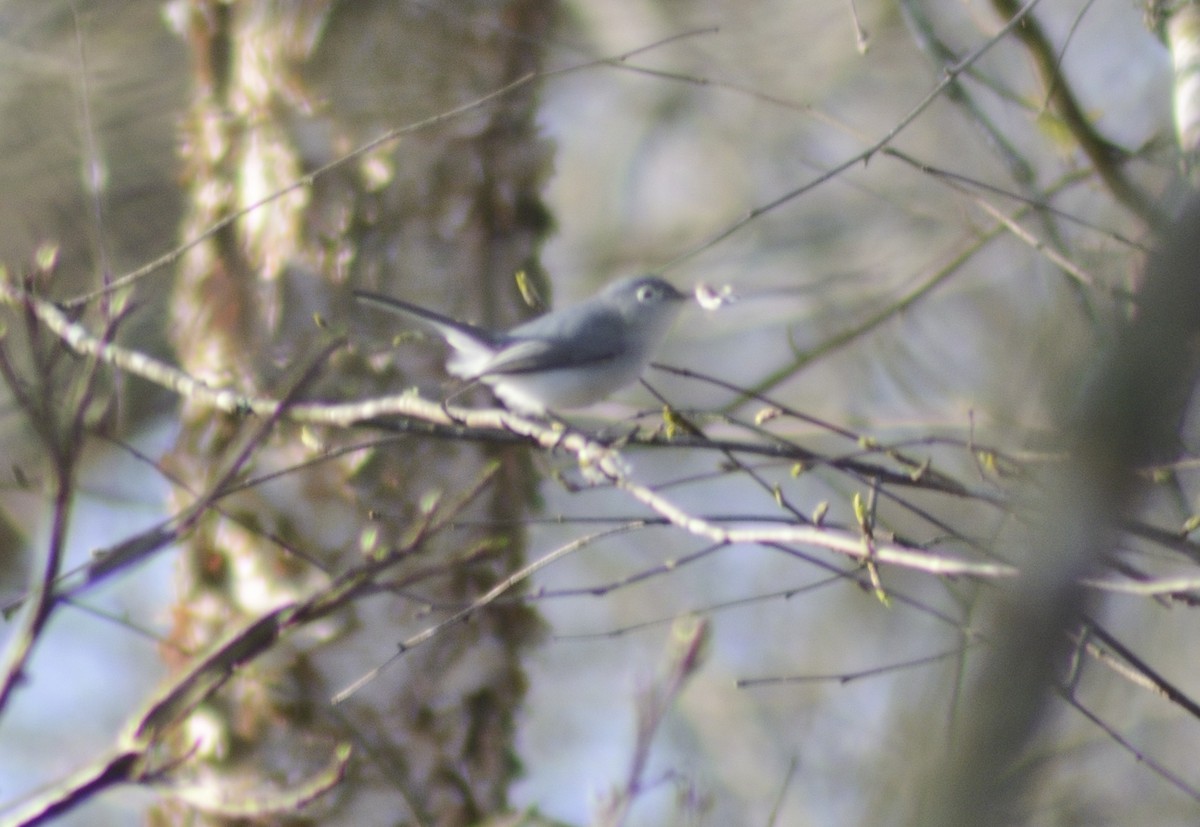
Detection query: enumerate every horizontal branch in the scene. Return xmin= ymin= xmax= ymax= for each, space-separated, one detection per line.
xmin=1 ymin=280 xmax=1014 ymax=582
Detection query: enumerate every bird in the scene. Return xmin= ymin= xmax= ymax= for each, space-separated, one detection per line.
xmin=355 ymin=275 xmax=689 ymax=415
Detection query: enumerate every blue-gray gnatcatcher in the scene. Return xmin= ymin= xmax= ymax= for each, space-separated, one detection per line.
xmin=355 ymin=275 xmax=689 ymax=414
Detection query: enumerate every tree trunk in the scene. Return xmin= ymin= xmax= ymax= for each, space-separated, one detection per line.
xmin=162 ymin=2 xmax=553 ymax=823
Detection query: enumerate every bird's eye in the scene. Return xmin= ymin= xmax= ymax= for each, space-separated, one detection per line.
xmin=636 ymin=284 xmax=657 ymax=302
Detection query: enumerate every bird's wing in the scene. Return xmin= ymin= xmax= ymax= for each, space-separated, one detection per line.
xmin=482 ymin=310 xmax=626 ymax=376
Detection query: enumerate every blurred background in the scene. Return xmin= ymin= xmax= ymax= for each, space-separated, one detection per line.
xmin=0 ymin=1 xmax=1192 ymax=825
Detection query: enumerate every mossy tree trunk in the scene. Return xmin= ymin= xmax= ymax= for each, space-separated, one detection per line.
xmin=162 ymin=3 xmax=553 ymax=823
